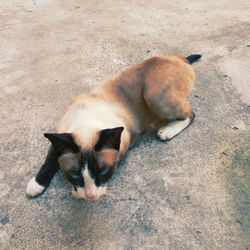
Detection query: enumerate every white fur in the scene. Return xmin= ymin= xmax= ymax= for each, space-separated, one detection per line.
xmin=73 ymin=165 xmax=107 ymax=200
xmin=57 ymin=99 xmax=126 ymax=149
xmin=26 ymin=177 xmax=45 ymax=197
xmin=58 ymin=99 xmax=125 ymax=133
xmin=157 ymin=118 xmax=191 ymax=140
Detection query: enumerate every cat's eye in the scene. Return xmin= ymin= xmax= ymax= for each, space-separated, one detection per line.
xmin=70 ymin=173 xmax=82 ymax=179
xmin=68 ymin=168 xmax=82 ymax=180
xmin=99 ymin=169 xmax=109 ymax=176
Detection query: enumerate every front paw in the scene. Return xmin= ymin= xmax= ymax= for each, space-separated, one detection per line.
xmin=26 ymin=177 xmax=45 ymax=197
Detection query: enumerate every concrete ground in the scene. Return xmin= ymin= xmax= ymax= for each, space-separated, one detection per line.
xmin=0 ymin=0 xmax=249 ymax=249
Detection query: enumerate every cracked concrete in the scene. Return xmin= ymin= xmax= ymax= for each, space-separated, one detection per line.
xmin=0 ymin=0 xmax=249 ymax=249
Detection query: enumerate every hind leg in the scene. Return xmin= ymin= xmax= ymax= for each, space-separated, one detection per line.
xmin=157 ymin=112 xmax=195 ymax=140
xmin=144 ymin=91 xmax=195 ymax=140
xmin=142 ymin=62 xmax=196 ymax=140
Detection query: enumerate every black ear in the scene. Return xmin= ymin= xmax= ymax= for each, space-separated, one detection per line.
xmin=94 ymin=127 xmax=124 ymax=151
xmin=44 ymin=133 xmax=79 ymax=154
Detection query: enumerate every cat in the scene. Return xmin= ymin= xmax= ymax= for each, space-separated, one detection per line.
xmin=26 ymin=54 xmax=201 ymax=200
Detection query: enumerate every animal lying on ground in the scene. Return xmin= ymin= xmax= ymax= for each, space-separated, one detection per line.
xmin=26 ymin=54 xmax=201 ymax=200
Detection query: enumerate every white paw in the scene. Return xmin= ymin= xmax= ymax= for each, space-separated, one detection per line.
xmin=158 ymin=127 xmax=177 ymax=140
xmin=157 ymin=118 xmax=191 ymax=140
xmin=26 ymin=177 xmax=45 ymax=197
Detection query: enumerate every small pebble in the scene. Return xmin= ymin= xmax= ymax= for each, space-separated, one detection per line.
xmin=1 ymin=217 xmax=9 ymax=225
xmin=232 ymin=120 xmax=247 ymax=131
xmin=236 ymin=219 xmax=242 ymax=226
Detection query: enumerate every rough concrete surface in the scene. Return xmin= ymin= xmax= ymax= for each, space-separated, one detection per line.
xmin=0 ymin=0 xmax=249 ymax=249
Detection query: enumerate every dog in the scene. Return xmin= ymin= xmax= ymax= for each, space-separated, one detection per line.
xmin=26 ymin=54 xmax=201 ymax=200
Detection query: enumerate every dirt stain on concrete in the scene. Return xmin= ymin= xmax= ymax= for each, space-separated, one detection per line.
xmin=227 ymin=138 xmax=250 ymax=247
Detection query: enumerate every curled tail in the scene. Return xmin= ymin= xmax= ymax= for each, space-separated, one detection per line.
xmin=186 ymin=54 xmax=202 ymax=64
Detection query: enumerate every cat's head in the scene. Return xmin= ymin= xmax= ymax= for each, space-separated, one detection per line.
xmin=44 ymin=127 xmax=124 ymax=200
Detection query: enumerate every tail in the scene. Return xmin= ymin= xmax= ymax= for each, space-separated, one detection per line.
xmin=186 ymin=54 xmax=202 ymax=64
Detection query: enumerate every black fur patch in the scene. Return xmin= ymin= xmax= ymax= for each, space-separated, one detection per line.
xmin=35 ymin=146 xmax=59 ymax=191
xmin=94 ymin=127 xmax=124 ymax=151
xmin=44 ymin=133 xmax=79 ymax=154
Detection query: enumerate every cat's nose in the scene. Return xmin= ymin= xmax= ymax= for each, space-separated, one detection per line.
xmin=85 ymin=193 xmax=99 ymax=200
